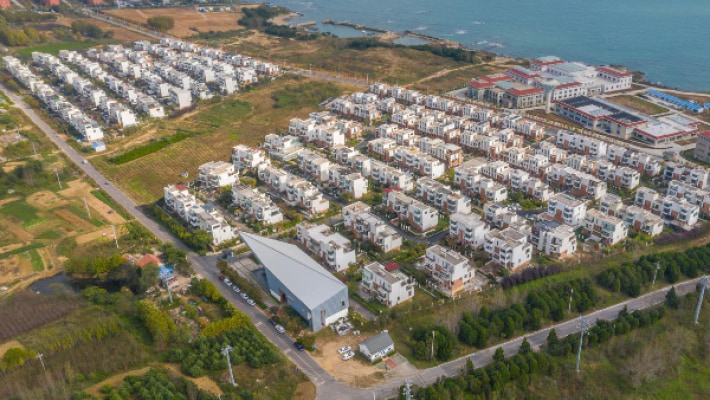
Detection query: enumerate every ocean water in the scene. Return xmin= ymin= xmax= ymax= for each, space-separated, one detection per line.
xmin=269 ymin=0 xmax=710 ymax=91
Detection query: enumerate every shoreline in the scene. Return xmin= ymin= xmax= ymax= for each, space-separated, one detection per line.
xmin=267 ymin=3 xmax=710 ymax=94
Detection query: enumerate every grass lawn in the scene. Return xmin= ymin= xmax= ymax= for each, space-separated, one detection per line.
xmin=95 ymin=76 xmax=360 ymax=204
xmin=15 ymin=41 xmax=101 ymax=57
xmin=229 ymin=35 xmax=471 ymax=84
xmin=0 ymin=200 xmax=42 ymax=227
xmin=410 ymin=63 xmax=507 ymax=93
xmin=607 ymin=95 xmax=669 ymax=115
xmin=681 ymin=149 xmax=710 ymax=168
xmin=26 ymin=249 xmax=44 ymax=272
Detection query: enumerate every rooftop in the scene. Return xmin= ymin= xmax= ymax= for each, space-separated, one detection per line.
xmin=240 ymin=232 xmax=347 ymax=310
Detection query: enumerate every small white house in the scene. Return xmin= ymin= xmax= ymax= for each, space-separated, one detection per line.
xmin=359 ymin=332 xmax=395 ymax=363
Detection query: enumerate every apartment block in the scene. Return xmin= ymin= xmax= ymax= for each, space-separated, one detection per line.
xmin=583 ymin=209 xmax=628 ymax=246
xmin=651 ymin=195 xmax=700 ymax=230
xmin=198 ymin=161 xmax=238 ymax=189
xmin=187 ymin=204 xmax=235 ymax=246
xmin=530 ymin=220 xmax=577 ymax=259
xmin=360 ymin=262 xmax=415 ymax=307
xmin=342 ymin=202 xmax=402 ymax=253
xmin=416 ymin=178 xmax=472 ymax=215
xmin=623 ymin=205 xmax=664 ymax=237
xmin=423 ymin=245 xmax=476 ymax=297
xmin=544 ymin=193 xmax=587 ymax=226
xmin=286 ymin=178 xmax=330 ymax=215
xmin=449 ymin=212 xmax=490 ymax=249
xmin=297 ymin=223 xmax=356 ymax=272
xmin=635 ymin=187 xmax=659 ymax=210
xmin=232 ymin=144 xmax=267 ymax=171
xmin=383 ymin=188 xmax=439 ymax=233
xmin=484 ymin=228 xmax=533 ymax=271
xmin=264 ymin=134 xmax=303 ymax=161
xmin=163 ymin=184 xmax=196 ymax=219
xmin=232 ymin=184 xmax=283 ymax=225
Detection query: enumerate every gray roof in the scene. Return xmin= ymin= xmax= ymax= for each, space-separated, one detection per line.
xmin=361 ymin=332 xmax=394 ymax=354
xmin=240 ymin=232 xmax=346 ymax=310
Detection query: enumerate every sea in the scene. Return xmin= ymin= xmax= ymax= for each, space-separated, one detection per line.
xmin=266 ymin=0 xmax=710 ymax=92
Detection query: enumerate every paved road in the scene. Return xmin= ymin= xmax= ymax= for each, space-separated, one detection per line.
xmin=5 ymin=85 xmax=707 ymax=399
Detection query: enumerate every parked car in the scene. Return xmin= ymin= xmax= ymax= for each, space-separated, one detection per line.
xmin=269 ymin=317 xmax=278 ymax=326
xmin=337 ymin=346 xmax=351 ymax=355
xmin=240 ymin=293 xmax=249 ymax=300
xmin=246 ymin=299 xmax=256 ymax=306
xmin=294 ymin=341 xmax=305 ymax=351
xmin=342 ymin=351 xmax=355 ymax=361
xmin=218 ymin=275 xmax=226 ymax=281
xmin=275 ymin=324 xmax=285 ymax=333
xmin=233 ymin=286 xmax=241 ymax=293
xmin=224 ymin=279 xmax=232 ymax=288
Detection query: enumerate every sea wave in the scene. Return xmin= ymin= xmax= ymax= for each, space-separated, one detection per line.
xmin=472 ymin=20 xmax=486 ymax=25
xmin=414 ymin=10 xmax=429 ymax=14
xmin=413 ymin=25 xmax=428 ymax=31
xmin=455 ymin=29 xmax=467 ymax=35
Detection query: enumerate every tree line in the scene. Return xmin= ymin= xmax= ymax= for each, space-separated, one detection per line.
xmin=597 ymin=244 xmax=710 ymax=297
xmin=407 ymin=304 xmax=668 ymax=399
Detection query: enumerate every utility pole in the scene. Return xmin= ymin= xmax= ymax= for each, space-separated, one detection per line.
xmin=693 ymin=276 xmax=710 ymax=324
xmin=54 ymin=167 xmax=62 ymax=189
xmin=568 ymin=288 xmax=574 ymax=313
xmin=83 ymin=197 xmax=91 ymax=219
xmin=652 ymin=262 xmax=661 ymax=287
xmin=36 ymin=353 xmax=46 ymax=373
xmin=575 ymin=315 xmax=590 ymax=373
xmin=162 ymin=275 xmax=173 ymax=305
xmin=31 ymin=141 xmax=37 ymax=157
xmin=431 ymin=330 xmax=435 ymax=360
xmin=110 ymin=225 xmax=119 ymax=248
xmin=222 ymin=345 xmax=235 ymax=386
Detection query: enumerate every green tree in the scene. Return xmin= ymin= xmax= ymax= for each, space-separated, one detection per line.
xmin=147 ymin=16 xmax=175 ymax=32
xmin=519 ymin=338 xmax=532 ymax=355
xmin=665 ymin=286 xmax=679 ymax=309
xmin=493 ymin=347 xmax=505 ymax=363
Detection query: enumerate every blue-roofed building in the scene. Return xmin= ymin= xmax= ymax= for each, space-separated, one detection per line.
xmin=91 ymin=141 xmax=106 ymax=152
xmin=240 ymin=232 xmax=349 ymax=332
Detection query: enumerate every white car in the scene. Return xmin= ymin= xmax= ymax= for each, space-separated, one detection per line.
xmin=337 ymin=346 xmax=352 ymax=355
xmin=246 ymin=298 xmax=256 ymax=306
xmin=240 ymin=293 xmax=249 ymax=300
xmin=342 ymin=351 xmax=355 ymax=361
xmin=232 ymin=286 xmax=239 ymax=293
xmin=275 ymin=324 xmax=285 ymax=333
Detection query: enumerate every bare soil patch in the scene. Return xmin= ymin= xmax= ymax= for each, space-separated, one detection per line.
xmin=0 ymin=219 xmax=33 ymax=242
xmin=52 ymin=209 xmax=90 ymax=232
xmin=26 ymin=190 xmax=68 ymax=210
xmin=55 ymin=16 xmax=151 ymax=42
xmin=74 ymin=225 xmax=122 ymax=246
xmin=59 ymin=180 xmax=125 ymax=225
xmin=0 ymin=196 xmax=21 ymax=207
xmin=2 ymin=161 xmax=25 ymax=173
xmin=106 ymin=7 xmax=246 ymax=38
xmin=293 ymin=380 xmax=317 ymax=400
xmin=0 ymin=255 xmax=31 ymax=287
xmin=311 ymin=333 xmax=386 ymax=388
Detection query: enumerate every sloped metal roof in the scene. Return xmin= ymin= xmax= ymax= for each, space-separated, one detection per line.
xmin=240 ymin=232 xmax=346 ymax=310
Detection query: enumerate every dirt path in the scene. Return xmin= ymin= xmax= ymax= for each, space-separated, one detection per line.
xmin=83 ymin=363 xmax=223 ymax=397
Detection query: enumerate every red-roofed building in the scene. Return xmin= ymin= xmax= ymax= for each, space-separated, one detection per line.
xmin=530 ymin=56 xmax=566 ymax=71
xmin=137 ymin=254 xmax=162 ymax=268
xmin=506 ymin=67 xmax=541 ymax=86
xmin=504 ymin=87 xmax=544 ymax=109
xmin=383 ymin=262 xmax=400 ymax=272
xmin=85 ymin=0 xmax=103 ymax=4
xmin=41 ymin=0 xmax=60 ymax=6
xmin=0 ymin=0 xmax=11 ymax=8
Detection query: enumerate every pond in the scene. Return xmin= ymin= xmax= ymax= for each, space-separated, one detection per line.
xmin=29 ymin=273 xmax=122 ymax=295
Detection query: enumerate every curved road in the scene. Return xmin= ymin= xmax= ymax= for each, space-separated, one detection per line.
xmin=3 ymin=84 xmax=705 ymax=399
